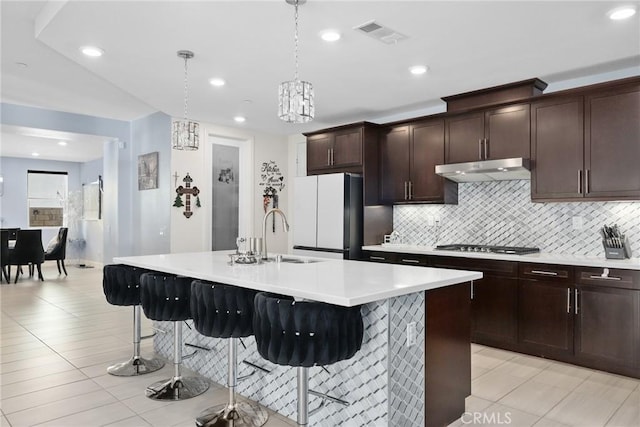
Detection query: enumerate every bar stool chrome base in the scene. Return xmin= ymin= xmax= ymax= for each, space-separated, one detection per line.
xmin=107 ymin=356 xmax=164 ymax=376
xmin=145 ymin=376 xmax=209 ymax=401
xmin=196 ymin=401 xmax=269 ymax=427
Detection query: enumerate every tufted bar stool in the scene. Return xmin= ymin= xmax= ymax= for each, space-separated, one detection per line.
xmin=190 ymin=280 xmax=269 ymax=427
xmin=140 ymin=272 xmax=209 ymax=400
xmin=102 ymin=264 xmax=164 ymax=376
xmin=253 ymin=292 xmax=364 ymax=426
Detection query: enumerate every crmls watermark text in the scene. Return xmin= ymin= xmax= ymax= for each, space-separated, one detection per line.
xmin=461 ymin=411 xmax=512 ymax=425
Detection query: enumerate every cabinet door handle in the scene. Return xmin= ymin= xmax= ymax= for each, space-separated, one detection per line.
xmin=567 ymin=288 xmax=571 ymax=313
xmin=408 ymin=181 xmax=413 ymax=200
xmin=327 ymin=149 xmax=331 ymax=166
xmin=370 ymin=256 xmax=386 ymax=261
xmin=574 ymin=289 xmax=579 ymax=315
xmin=578 ymin=170 xmax=583 ymax=194
xmin=478 ymin=139 xmax=483 ymax=160
xmin=585 ymin=169 xmax=590 ymax=194
xmin=401 ymin=259 xmax=420 ymax=264
xmin=404 ymin=181 xmax=408 ymax=200
xmin=484 ymin=138 xmax=489 ymax=159
xmin=531 ymin=270 xmax=559 ymax=276
xmin=588 ymin=275 xmax=621 ymax=281
xmin=331 ymin=148 xmax=335 ymax=166
xmin=471 ymin=281 xmax=474 ymax=300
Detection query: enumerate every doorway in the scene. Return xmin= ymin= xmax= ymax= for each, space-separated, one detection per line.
xmin=211 ymin=143 xmax=239 ymax=250
xmin=207 ymin=135 xmax=252 ymax=251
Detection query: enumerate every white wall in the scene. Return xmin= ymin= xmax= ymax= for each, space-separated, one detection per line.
xmin=171 ymin=122 xmax=290 ymax=255
xmin=130 ymin=112 xmax=172 ymax=256
xmin=287 ymin=133 xmax=306 ymax=252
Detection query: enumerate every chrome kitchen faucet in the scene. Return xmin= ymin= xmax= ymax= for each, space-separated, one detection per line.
xmin=262 ymin=208 xmax=289 ymax=260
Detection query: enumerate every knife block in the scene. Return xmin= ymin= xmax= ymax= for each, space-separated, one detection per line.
xmin=603 ymin=236 xmax=632 ymax=259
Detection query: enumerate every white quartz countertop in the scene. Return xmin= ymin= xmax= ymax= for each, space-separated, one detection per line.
xmin=363 ymin=245 xmax=640 ymax=270
xmin=113 ymin=251 xmax=482 ymax=307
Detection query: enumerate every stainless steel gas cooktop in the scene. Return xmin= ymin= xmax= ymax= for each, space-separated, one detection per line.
xmin=435 ymin=244 xmax=540 ymax=255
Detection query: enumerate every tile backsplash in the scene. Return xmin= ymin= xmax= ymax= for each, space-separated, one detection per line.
xmin=394 ymin=180 xmax=639 ymax=256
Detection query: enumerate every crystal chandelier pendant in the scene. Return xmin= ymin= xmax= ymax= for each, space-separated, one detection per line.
xmin=278 ymin=79 xmax=314 ymax=123
xmin=172 ymin=50 xmax=199 ymax=150
xmin=172 ymin=120 xmax=200 ymax=151
xmin=278 ymin=0 xmax=314 ymax=123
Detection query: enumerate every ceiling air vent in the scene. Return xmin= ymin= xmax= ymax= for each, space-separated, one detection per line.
xmin=354 ymin=20 xmax=408 ymax=44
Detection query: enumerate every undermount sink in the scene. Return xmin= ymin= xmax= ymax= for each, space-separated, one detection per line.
xmin=264 ymin=256 xmax=323 ymax=264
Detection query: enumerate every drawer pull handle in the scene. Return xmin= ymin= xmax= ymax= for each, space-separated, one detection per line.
xmin=370 ymin=256 xmax=386 ymax=261
xmin=401 ymin=259 xmax=420 ymax=264
xmin=531 ymin=270 xmax=558 ymax=276
xmin=588 ymin=275 xmax=621 ymax=281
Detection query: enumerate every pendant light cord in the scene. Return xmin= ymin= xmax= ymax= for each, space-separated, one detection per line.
xmin=183 ymin=55 xmax=189 ymax=121
xmin=294 ymin=0 xmax=299 ymax=82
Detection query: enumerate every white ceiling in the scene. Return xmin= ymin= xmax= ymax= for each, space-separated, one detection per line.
xmin=0 ymin=125 xmax=106 ymax=163
xmin=1 ymin=1 xmax=639 ymax=161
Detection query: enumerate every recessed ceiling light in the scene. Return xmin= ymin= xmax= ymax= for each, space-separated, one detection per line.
xmin=409 ymin=65 xmax=428 ymax=75
xmin=209 ymin=78 xmax=226 ymax=87
xmin=58 ymin=141 xmax=67 ymax=146
xmin=320 ymin=30 xmax=341 ymax=42
xmin=31 ymin=152 xmax=40 ymax=157
xmin=234 ymin=116 xmax=246 ymax=123
xmin=81 ymin=46 xmax=104 ymax=57
xmin=607 ymin=6 xmax=637 ymax=20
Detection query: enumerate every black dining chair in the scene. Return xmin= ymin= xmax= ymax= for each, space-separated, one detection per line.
xmin=9 ymin=229 xmax=45 ymax=283
xmin=1 ymin=230 xmax=10 ymax=283
xmin=45 ymin=227 xmax=68 ymax=276
xmin=1 ymin=228 xmax=20 ymax=242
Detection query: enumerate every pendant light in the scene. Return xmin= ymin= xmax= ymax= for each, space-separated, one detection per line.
xmin=278 ymin=0 xmax=314 ymax=123
xmin=172 ymin=50 xmax=200 ymax=150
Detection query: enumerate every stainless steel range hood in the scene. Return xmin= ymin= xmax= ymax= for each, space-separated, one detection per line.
xmin=435 ymin=158 xmax=530 ymax=183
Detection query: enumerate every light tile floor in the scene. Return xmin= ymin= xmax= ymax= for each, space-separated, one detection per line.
xmin=1 ymin=264 xmax=638 ymax=427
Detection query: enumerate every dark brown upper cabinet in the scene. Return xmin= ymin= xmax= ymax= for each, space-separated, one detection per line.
xmin=531 ymin=96 xmax=585 ymax=200
xmin=585 ymin=83 xmax=640 ymax=199
xmin=445 ymin=103 xmax=531 ymax=164
xmin=532 ymin=78 xmax=640 ymax=202
xmin=304 ymin=122 xmax=383 ymax=207
xmin=379 ymin=119 xmax=457 ymax=204
xmin=306 ymin=126 xmax=363 ymax=172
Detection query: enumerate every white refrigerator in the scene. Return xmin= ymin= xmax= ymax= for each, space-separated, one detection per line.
xmin=293 ymin=173 xmax=363 ymax=260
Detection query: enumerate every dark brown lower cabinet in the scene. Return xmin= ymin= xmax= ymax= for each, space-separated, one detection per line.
xmin=425 ymin=282 xmax=471 ymax=427
xmin=472 ymin=275 xmax=518 ymax=346
xmin=362 ymin=253 xmax=640 ymax=382
xmin=518 ymin=281 xmax=574 ymax=357
xmin=518 ymin=264 xmax=574 ymax=358
xmin=573 ymin=268 xmax=640 ymax=377
xmin=431 ymin=257 xmax=518 ymax=347
xmin=575 ymin=284 xmax=640 ymax=376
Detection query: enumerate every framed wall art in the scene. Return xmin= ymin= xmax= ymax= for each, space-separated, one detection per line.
xmin=138 ymin=151 xmax=159 ymax=190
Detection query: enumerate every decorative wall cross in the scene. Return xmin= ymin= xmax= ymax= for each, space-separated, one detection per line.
xmin=173 ymin=173 xmax=200 ymax=218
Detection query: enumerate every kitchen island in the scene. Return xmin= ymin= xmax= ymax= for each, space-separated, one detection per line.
xmin=114 ymin=251 xmax=482 ymax=426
